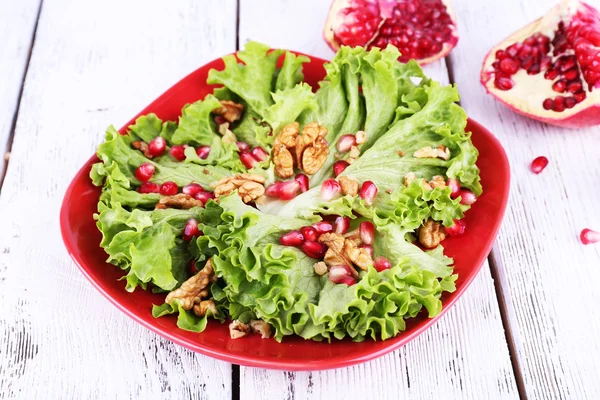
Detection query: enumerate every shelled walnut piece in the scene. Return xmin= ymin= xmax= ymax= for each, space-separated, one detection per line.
xmin=155 ymin=194 xmax=205 ymax=210
xmin=403 ymin=173 xmax=447 ymax=191
xmin=132 ymin=141 xmax=153 ymax=158
xmin=229 ymin=319 xmax=273 ymax=339
xmin=317 ymin=232 xmax=374 ymax=277
xmin=214 ymin=100 xmax=244 ymax=123
xmin=413 ymin=145 xmax=451 ymax=160
xmin=214 ymin=174 xmax=265 ymax=203
xmin=338 ymin=176 xmax=359 ymax=196
xmin=418 ymin=219 xmax=447 ymax=248
xmin=165 ymin=259 xmax=217 ymax=317
xmin=272 ymin=122 xmax=329 ymax=178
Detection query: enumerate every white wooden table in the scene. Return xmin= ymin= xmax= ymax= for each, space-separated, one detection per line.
xmin=1 ymin=0 xmax=599 ymax=398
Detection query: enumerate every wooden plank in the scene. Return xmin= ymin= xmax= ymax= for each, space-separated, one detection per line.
xmin=450 ymin=0 xmax=600 ymax=398
xmin=0 ymin=0 xmax=237 ymax=398
xmin=0 ymin=0 xmax=41 ymax=185
xmin=238 ymin=1 xmax=518 ymax=398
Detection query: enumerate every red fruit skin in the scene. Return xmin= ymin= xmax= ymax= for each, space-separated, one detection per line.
xmin=300 ymin=226 xmax=319 ymax=242
xmin=333 ymin=160 xmax=349 ymax=177
xmin=170 ymin=145 xmax=186 ymax=161
xmin=182 ymin=218 xmax=201 ymax=241
xmin=182 ymin=183 xmax=204 ymax=197
xmin=280 ymin=230 xmax=305 ymax=247
xmin=302 ymin=241 xmax=328 ymax=258
xmin=531 ymin=156 xmax=549 ymax=174
xmin=138 ymin=182 xmax=160 ymax=194
xmin=196 ymin=146 xmax=211 ymax=159
xmin=194 ymin=191 xmax=214 ymax=204
xmin=135 ymin=163 xmax=155 ymax=182
xmin=159 ymin=181 xmax=179 ymax=196
xmin=148 ymin=136 xmax=166 ymax=157
xmin=373 ymin=256 xmax=392 ymax=272
xmin=279 ymin=180 xmax=301 ymax=200
xmin=265 ymin=181 xmax=283 ymax=198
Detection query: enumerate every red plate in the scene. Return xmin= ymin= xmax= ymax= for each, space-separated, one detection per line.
xmin=60 ymin=51 xmax=510 ymax=371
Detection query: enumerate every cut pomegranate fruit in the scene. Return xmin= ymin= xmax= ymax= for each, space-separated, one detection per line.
xmin=279 ymin=180 xmax=301 ymax=200
xmin=445 ymin=218 xmax=466 ymax=237
xmin=182 ymin=183 xmax=204 ymax=197
xmin=280 ymin=230 xmax=305 ymax=246
xmin=295 ymin=173 xmax=310 ymax=193
xmin=359 ymin=181 xmax=378 ymax=205
xmin=329 ymin=265 xmax=357 ymax=285
xmin=239 ymin=151 xmax=259 ymax=169
xmin=302 ymin=241 xmax=328 ymax=258
xmin=335 ymin=216 xmax=351 ymax=234
xmin=333 ymin=160 xmax=349 ymax=177
xmin=265 ymin=181 xmax=283 ymax=197
xmin=312 ymin=221 xmax=334 ymax=234
xmin=300 ymin=226 xmax=319 ymax=242
xmin=324 ymin=0 xmax=459 ymax=65
xmin=236 ymin=141 xmax=250 ymax=152
xmin=481 ymin=0 xmax=600 ymax=128
xmin=135 ymin=163 xmax=155 ymax=182
xmin=159 ymin=181 xmax=178 ymax=196
xmin=531 ymin=156 xmax=549 ymax=174
xmin=447 ymin=178 xmax=460 ymax=198
xmin=196 ymin=146 xmax=211 ymax=160
xmin=169 ymin=145 xmax=186 ymax=161
xmin=580 ymin=228 xmax=600 ymax=244
xmin=251 ymin=146 xmax=269 ymax=161
xmin=182 ymin=218 xmax=202 ymax=241
xmin=336 ymin=134 xmax=357 ymax=152
xmin=194 ymin=191 xmax=214 ymax=205
xmin=458 ymin=190 xmax=477 ymax=205
xmin=358 ymin=243 xmax=374 ymax=258
xmin=138 ymin=182 xmax=160 ymax=194
xmin=359 ymin=221 xmax=375 ymax=244
xmin=321 ymin=179 xmax=342 ymax=200
xmin=373 ymin=256 xmax=392 ymax=272
xmin=148 ymin=136 xmax=166 ymax=157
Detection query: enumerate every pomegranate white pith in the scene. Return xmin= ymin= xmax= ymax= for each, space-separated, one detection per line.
xmin=323 ymin=0 xmax=459 ymax=65
xmin=481 ymin=0 xmax=600 ymax=127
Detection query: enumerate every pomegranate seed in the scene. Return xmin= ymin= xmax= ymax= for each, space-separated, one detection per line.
xmin=214 ymin=116 xmax=226 ymax=125
xmin=333 ymin=160 xmax=349 ymax=177
xmin=373 ymin=256 xmax=392 ymax=272
xmin=499 ymin=58 xmax=519 ymax=75
xmin=194 ymin=191 xmax=214 ymax=204
xmin=170 ymin=145 xmax=186 ymax=161
xmin=458 ymin=190 xmax=477 ymax=205
xmin=494 ymin=76 xmax=514 ymax=90
xmin=321 ymin=179 xmax=341 ymax=200
xmin=196 ymin=146 xmax=211 ymax=159
xmin=545 ymin=68 xmax=559 ymax=80
xmin=239 ymin=151 xmax=259 ymax=169
xmin=359 ymin=221 xmax=375 ymax=245
xmin=336 ymin=134 xmax=357 ymax=152
xmin=446 ymin=219 xmax=466 ymax=237
xmin=295 ymin=174 xmax=309 ymax=193
xmin=138 ymin=182 xmax=160 ymax=194
xmin=334 ymin=216 xmax=350 ymax=235
xmin=552 ymin=79 xmax=567 ymax=93
xmin=447 ymin=178 xmax=461 ymax=198
xmin=580 ymin=228 xmax=600 ymax=245
xmin=567 ymin=81 xmax=582 ymax=93
xmin=251 ymin=146 xmax=269 ymax=161
xmin=329 ymin=265 xmax=355 ymax=284
xmin=495 ymin=50 xmax=508 ymax=60
xmin=312 ymin=221 xmax=333 ymax=235
xmin=265 ymin=181 xmax=283 ymax=197
xmin=300 ymin=226 xmax=319 ymax=242
xmin=359 ymin=181 xmax=378 ymax=205
xmin=358 ymin=244 xmax=374 ymax=258
xmin=552 ymin=97 xmax=565 ymax=112
xmin=540 ymin=56 xmax=552 ymax=71
xmin=135 ymin=163 xmax=155 ymax=182
xmin=573 ymin=91 xmax=586 ymax=103
xmin=565 ymin=97 xmax=576 ymax=109
xmin=182 ymin=183 xmax=204 ymax=197
xmin=302 ymin=241 xmax=327 ymax=258
xmin=159 ymin=181 xmax=178 ymax=196
xmin=530 ymin=156 xmax=548 ymax=174
xmin=563 ymin=69 xmax=578 ymax=81
xmin=236 ymin=141 xmax=250 ymax=152
xmin=187 ymin=260 xmax=198 ymax=276
xmin=279 ymin=180 xmax=301 ymax=200
xmin=182 ymin=218 xmax=201 ymax=241
xmin=280 ymin=230 xmax=304 ymax=246
xmin=542 ymin=98 xmax=554 ymax=110
xmin=148 ymin=136 xmax=166 ymax=157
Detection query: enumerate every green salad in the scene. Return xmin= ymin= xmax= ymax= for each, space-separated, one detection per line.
xmin=91 ymin=41 xmax=482 ymax=342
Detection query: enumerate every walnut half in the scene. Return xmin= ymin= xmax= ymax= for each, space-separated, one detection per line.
xmin=296 ymin=122 xmax=329 ymax=175
xmin=155 ymin=194 xmax=205 ymax=210
xmin=418 ymin=219 xmax=447 ymax=249
xmin=214 ymin=100 xmax=244 ymax=123
xmin=214 ymin=174 xmax=266 ymax=203
xmin=165 ymin=259 xmax=217 ymax=316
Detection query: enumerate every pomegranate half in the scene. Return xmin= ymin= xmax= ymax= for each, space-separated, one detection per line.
xmin=323 ymin=0 xmax=459 ymax=65
xmin=481 ymin=0 xmax=600 ymax=128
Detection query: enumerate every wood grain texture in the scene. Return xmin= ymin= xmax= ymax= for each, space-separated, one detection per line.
xmin=238 ymin=1 xmax=518 ymax=398
xmin=450 ymin=0 xmax=600 ymax=398
xmin=0 ymin=0 xmax=237 ymax=398
xmin=0 ymin=0 xmax=41 ymax=184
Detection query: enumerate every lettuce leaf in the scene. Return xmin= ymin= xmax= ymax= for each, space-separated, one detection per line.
xmin=171 ymin=95 xmax=221 ymax=146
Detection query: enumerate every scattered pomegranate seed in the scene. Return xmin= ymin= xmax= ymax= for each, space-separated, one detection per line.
xmin=182 ymin=183 xmax=204 ymax=197
xmin=359 ymin=181 xmax=378 ymax=205
xmin=135 ymin=163 xmax=155 ymax=182
xmin=312 ymin=221 xmax=334 ymax=235
xmin=169 ymin=145 xmax=186 ymax=161
xmin=329 ymin=265 xmax=356 ymax=285
xmin=196 ymin=146 xmax=211 ymax=159
xmin=321 ymin=179 xmax=341 ymax=200
xmin=530 ymin=156 xmax=549 ymax=174
xmin=580 ymin=228 xmax=600 ymax=245
xmin=138 ymin=182 xmax=160 ymax=194
xmin=334 ymin=216 xmax=350 ymax=235
xmin=300 ymin=226 xmax=319 ymax=242
xmin=373 ymin=256 xmax=392 ymax=272
xmin=295 ymin=174 xmax=309 ymax=193
xmin=280 ymin=230 xmax=304 ymax=247
xmin=159 ymin=181 xmax=178 ymax=196
xmin=333 ymin=160 xmax=349 ymax=177
xmin=236 ymin=142 xmax=250 ymax=152
xmin=239 ymin=151 xmax=259 ymax=169
xmin=194 ymin=191 xmax=214 ymax=204
xmin=302 ymin=241 xmax=327 ymax=258
xmin=279 ymin=180 xmax=301 ymax=200
xmin=359 ymin=243 xmax=374 ymax=258
xmin=447 ymin=178 xmax=461 ymax=198
xmin=182 ymin=218 xmax=202 ymax=241
xmin=187 ymin=260 xmax=198 ymax=276
xmin=336 ymin=134 xmax=357 ymax=152
xmin=359 ymin=221 xmax=375 ymax=245
xmin=148 ymin=136 xmax=166 ymax=157
xmin=214 ymin=116 xmax=227 ymax=125
xmin=445 ymin=219 xmax=466 ymax=237
xmin=458 ymin=190 xmax=477 ymax=205
xmin=265 ymin=181 xmax=283 ymax=197
xmin=251 ymin=146 xmax=269 ymax=161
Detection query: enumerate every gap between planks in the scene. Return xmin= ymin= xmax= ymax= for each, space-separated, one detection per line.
xmin=0 ymin=0 xmax=44 ymax=193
